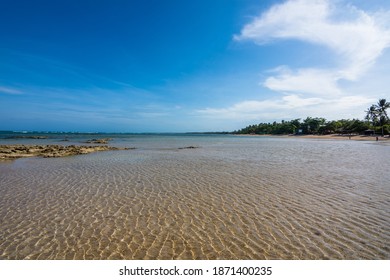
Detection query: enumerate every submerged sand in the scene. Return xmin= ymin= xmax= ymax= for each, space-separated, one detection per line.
xmin=0 ymin=136 xmax=389 ymax=260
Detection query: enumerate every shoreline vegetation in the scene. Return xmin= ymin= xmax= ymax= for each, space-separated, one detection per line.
xmin=234 ymin=98 xmax=390 ymax=138
xmin=233 ymin=117 xmax=389 ymax=136
xmin=234 ymin=133 xmax=390 ymax=141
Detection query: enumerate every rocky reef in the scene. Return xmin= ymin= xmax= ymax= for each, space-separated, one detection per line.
xmin=85 ymin=138 xmax=113 ymax=144
xmin=0 ymin=145 xmax=133 ymax=160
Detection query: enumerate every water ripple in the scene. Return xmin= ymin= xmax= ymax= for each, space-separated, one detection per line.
xmin=0 ymin=140 xmax=389 ymax=259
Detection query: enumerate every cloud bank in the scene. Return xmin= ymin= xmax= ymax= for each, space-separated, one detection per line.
xmin=200 ymin=0 xmax=390 ymax=124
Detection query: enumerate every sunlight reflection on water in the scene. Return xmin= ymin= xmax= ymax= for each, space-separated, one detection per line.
xmin=0 ymin=135 xmax=389 ymax=259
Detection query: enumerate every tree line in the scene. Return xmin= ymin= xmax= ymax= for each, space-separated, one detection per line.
xmin=233 ymin=98 xmax=390 ymax=136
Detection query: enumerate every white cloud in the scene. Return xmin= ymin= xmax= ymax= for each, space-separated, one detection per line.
xmin=196 ymin=0 xmax=390 ymax=128
xmin=197 ymin=94 xmax=374 ymax=123
xmin=198 ymin=95 xmax=323 ymax=119
xmin=264 ymin=67 xmax=341 ymax=96
xmin=234 ymin=0 xmax=390 ymax=94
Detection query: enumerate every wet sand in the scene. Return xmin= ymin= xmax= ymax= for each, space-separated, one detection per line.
xmin=292 ymin=134 xmax=389 ymax=141
xmin=236 ymin=134 xmax=390 ymax=141
xmin=0 ymin=137 xmax=389 ymax=260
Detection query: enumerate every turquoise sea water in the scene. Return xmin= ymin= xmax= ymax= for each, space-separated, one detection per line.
xmin=0 ymin=133 xmax=389 ymax=259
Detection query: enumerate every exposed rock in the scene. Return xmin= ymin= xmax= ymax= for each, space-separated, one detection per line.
xmin=0 ymin=145 xmax=134 ymax=160
xmin=5 ymin=136 xmax=48 ymax=139
xmin=178 ymin=146 xmax=199 ymax=149
xmin=85 ymin=138 xmax=113 ymax=144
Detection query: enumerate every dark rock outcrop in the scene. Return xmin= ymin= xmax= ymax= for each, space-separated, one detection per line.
xmin=0 ymin=145 xmax=134 ymax=160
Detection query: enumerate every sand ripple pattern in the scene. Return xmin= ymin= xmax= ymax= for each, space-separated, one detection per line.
xmin=0 ymin=138 xmax=389 ymax=259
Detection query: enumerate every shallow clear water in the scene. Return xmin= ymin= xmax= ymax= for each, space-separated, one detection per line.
xmin=0 ymin=135 xmax=389 ymax=259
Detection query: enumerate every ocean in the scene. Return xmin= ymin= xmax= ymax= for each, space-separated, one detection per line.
xmin=0 ymin=133 xmax=389 ymax=259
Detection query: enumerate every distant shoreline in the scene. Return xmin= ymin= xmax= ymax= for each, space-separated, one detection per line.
xmin=234 ymin=134 xmax=390 ymax=141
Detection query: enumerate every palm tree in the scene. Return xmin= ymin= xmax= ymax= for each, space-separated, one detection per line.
xmin=365 ymin=105 xmax=377 ymax=122
xmin=377 ymin=99 xmax=390 ymax=136
xmin=366 ymin=99 xmax=390 ymax=136
xmin=377 ymin=98 xmax=389 ymax=119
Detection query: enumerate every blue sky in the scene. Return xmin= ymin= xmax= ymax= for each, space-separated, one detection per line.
xmin=1 ymin=0 xmax=390 ymax=132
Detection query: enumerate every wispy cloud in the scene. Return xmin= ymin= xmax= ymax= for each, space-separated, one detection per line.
xmin=197 ymin=94 xmax=374 ymax=122
xmin=0 ymin=86 xmax=23 ymax=95
xmin=234 ymin=0 xmax=390 ymax=85
xmin=263 ymin=66 xmax=341 ymax=96
xmin=0 ymin=83 xmax=181 ymax=131
xmin=198 ymin=0 xmax=390 ymax=126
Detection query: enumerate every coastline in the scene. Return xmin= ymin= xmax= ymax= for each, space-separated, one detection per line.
xmin=234 ymin=133 xmax=390 ymax=141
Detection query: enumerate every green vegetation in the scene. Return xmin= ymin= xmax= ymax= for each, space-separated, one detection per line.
xmin=234 ymin=98 xmax=389 ymax=136
xmin=365 ymin=98 xmax=390 ymax=136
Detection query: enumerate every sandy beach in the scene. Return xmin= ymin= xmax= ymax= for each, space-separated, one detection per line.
xmin=236 ymin=134 xmax=390 ymax=141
